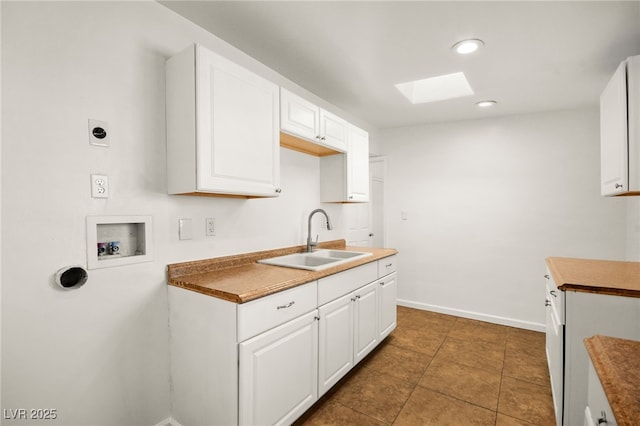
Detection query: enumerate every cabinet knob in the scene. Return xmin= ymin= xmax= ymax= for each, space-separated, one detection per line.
xmin=320 ymin=136 xmax=326 ymax=141
xmin=544 ymin=274 xmax=550 ymax=279
xmin=615 ymin=183 xmax=623 ymax=188
xmin=545 ymin=299 xmax=551 ymax=307
xmin=550 ymin=290 xmax=557 ymax=298
xmin=369 ymin=233 xmax=374 ymax=237
xmin=275 ymin=188 xmax=282 ymax=193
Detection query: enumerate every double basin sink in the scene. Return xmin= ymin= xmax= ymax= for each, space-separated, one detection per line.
xmin=257 ymin=249 xmax=372 ymax=271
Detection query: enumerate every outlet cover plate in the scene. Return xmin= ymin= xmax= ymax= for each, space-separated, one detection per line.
xmin=91 ymin=174 xmax=109 ymax=198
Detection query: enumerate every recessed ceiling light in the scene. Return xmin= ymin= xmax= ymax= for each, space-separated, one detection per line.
xmin=395 ymin=72 xmax=474 ymax=104
xmin=475 ymin=100 xmax=497 ymax=108
xmin=452 ymin=39 xmax=484 ymax=55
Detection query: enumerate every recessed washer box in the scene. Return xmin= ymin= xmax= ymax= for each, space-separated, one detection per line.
xmin=86 ymin=215 xmax=153 ymax=269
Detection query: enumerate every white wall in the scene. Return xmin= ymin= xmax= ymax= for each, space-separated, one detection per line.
xmin=1 ymin=2 xmax=343 ymax=425
xmin=381 ymin=108 xmax=628 ymax=330
xmin=626 ymin=199 xmax=640 ymax=260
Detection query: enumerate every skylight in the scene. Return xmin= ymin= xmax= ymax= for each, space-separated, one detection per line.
xmin=395 ymin=72 xmax=474 ymax=104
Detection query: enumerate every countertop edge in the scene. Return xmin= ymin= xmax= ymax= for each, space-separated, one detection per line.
xmin=545 ymin=257 xmax=640 ymax=297
xmin=167 ymin=242 xmax=398 ymax=303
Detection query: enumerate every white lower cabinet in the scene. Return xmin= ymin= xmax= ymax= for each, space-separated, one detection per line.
xmin=239 ymin=310 xmax=319 ymax=426
xmin=318 ymin=259 xmax=397 ymax=397
xmin=168 ymin=255 xmax=398 ymax=426
xmin=584 ymin=361 xmax=617 ymax=426
xmin=318 ymin=291 xmax=354 ymax=396
xmin=353 ymin=281 xmax=379 ymax=363
xmin=317 ymin=281 xmax=379 ymax=397
xmin=378 ymin=272 xmax=397 ymax=340
xmin=545 ymin=271 xmax=564 ymax=426
xmin=544 ymin=269 xmax=640 ymax=426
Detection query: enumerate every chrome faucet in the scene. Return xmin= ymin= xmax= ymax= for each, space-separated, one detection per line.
xmin=306 ymin=208 xmax=333 ymax=252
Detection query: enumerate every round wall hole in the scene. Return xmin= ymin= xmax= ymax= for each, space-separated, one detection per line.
xmin=55 ymin=266 xmax=88 ymax=290
xmin=92 ymin=127 xmax=107 ymax=139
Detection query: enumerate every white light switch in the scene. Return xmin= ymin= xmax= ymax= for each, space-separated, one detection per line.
xmin=179 ymin=219 xmax=193 ymax=240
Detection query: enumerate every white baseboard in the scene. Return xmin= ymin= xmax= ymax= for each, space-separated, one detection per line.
xmin=397 ymin=299 xmax=545 ymax=332
xmin=153 ymin=417 xmax=182 ymax=426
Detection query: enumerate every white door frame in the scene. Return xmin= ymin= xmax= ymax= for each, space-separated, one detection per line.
xmin=369 ymin=156 xmax=387 ymax=248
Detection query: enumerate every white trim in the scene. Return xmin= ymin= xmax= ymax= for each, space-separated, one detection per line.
xmin=397 ymin=298 xmax=545 ymax=332
xmin=153 ymin=417 xmax=183 ymax=426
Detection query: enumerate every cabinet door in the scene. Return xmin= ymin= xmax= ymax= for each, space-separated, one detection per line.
xmin=280 ymin=88 xmax=320 ymax=142
xmin=319 ymin=110 xmax=348 ymax=152
xmin=318 ymin=293 xmax=354 ymax=397
xmin=353 ymin=281 xmax=379 ymax=364
xmin=600 ymin=60 xmax=628 ymax=196
xmin=586 ymin=362 xmax=617 ymax=426
xmin=239 ymin=310 xmax=318 ymax=426
xmin=378 ymin=272 xmax=397 ymax=340
xmin=347 ymin=125 xmax=370 ymax=202
xmin=196 ymin=46 xmax=280 ymax=197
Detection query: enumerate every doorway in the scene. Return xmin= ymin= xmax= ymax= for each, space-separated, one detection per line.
xmin=345 ymin=156 xmax=386 ymax=247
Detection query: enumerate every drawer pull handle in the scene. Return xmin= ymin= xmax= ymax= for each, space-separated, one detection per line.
xmin=544 ymin=274 xmax=550 ymax=279
xmin=386 ymin=263 xmax=393 ymax=268
xmin=545 ymin=299 xmax=551 ymax=307
xmin=598 ymin=411 xmax=607 ymax=424
xmin=276 ymin=301 xmax=295 ymax=310
xmin=550 ymin=290 xmax=557 ymax=298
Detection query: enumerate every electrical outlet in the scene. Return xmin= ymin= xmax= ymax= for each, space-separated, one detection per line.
xmin=205 ymin=217 xmax=216 ymax=236
xmin=91 ymin=174 xmax=109 ymax=198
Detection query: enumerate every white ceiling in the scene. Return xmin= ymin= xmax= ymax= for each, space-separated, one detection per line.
xmin=161 ymin=1 xmax=640 ymax=129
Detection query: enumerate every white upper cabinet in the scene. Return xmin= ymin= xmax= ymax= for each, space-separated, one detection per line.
xmin=166 ymin=44 xmax=281 ymax=198
xmin=601 ymin=55 xmax=640 ymax=196
xmin=280 ymin=88 xmax=348 ymax=152
xmin=320 ymin=124 xmax=370 ymax=203
xmin=319 ymin=110 xmax=349 ymax=152
xmin=280 ymin=88 xmax=319 ymax=142
xmin=347 ymin=125 xmax=370 ymax=201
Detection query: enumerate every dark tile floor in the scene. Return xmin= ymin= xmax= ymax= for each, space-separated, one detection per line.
xmin=296 ymin=306 xmax=555 ymax=425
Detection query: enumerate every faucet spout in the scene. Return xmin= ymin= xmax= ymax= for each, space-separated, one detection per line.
xmin=306 ymin=208 xmax=332 ymax=252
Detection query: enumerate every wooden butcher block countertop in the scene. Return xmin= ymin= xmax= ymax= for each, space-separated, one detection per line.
xmin=167 ymin=239 xmax=398 ymax=303
xmin=546 ymin=257 xmax=640 ymax=298
xmin=584 ymin=335 xmax=640 ymax=426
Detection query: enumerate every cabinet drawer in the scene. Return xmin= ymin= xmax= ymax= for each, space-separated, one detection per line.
xmin=378 ymin=256 xmax=397 ymax=278
xmin=237 ymin=281 xmax=317 ymax=342
xmin=318 ymin=262 xmax=377 ymax=306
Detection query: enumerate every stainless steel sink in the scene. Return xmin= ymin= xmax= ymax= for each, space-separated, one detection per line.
xmin=257 ymin=249 xmax=372 ymax=271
